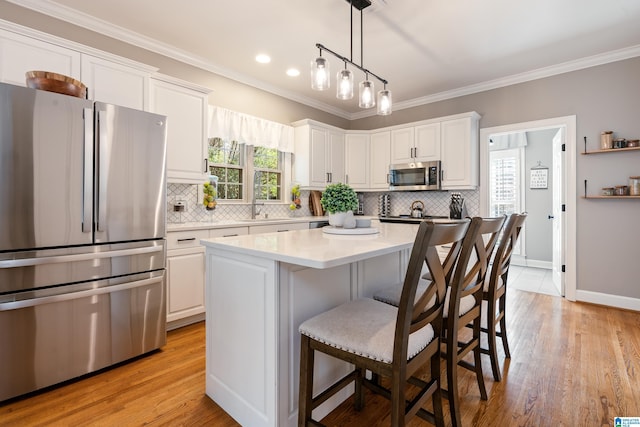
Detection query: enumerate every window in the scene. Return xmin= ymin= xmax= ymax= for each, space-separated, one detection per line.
xmin=489 ymin=147 xmax=524 ymax=254
xmin=208 ymin=139 xmax=284 ymax=202
xmin=208 ymin=137 xmax=244 ymax=200
xmin=252 ymin=146 xmax=282 ymax=201
xmin=489 ymin=149 xmax=519 ymax=217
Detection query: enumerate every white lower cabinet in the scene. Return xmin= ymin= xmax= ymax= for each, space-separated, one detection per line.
xmin=167 ymin=247 xmax=205 ymax=327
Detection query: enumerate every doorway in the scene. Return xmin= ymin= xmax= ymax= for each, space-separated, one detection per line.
xmin=479 ymin=116 xmax=576 ymax=301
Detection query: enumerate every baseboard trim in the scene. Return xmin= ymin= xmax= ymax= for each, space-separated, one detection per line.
xmin=526 ymin=259 xmax=552 ymax=270
xmin=575 ymin=290 xmax=640 ymax=312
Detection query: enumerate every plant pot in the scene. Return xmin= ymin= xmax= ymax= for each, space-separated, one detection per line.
xmin=328 ymin=211 xmax=350 ymax=227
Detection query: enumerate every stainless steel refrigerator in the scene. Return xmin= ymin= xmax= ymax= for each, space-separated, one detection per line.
xmin=0 ymin=82 xmax=168 ymax=401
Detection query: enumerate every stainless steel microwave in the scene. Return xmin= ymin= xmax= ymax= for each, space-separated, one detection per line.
xmin=389 ymin=161 xmax=441 ymax=191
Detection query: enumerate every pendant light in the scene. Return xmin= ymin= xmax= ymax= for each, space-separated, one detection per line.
xmin=311 ymin=52 xmax=330 ymax=91
xmin=359 ymin=78 xmax=375 ymax=108
xmin=311 ymin=0 xmax=392 ymax=115
xmin=377 ymin=85 xmax=392 ymax=115
xmin=336 ymin=65 xmax=354 ymax=100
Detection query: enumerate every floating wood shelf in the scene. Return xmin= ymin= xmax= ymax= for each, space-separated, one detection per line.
xmin=582 ymin=146 xmax=640 ymax=155
xmin=582 ymin=195 xmax=640 ymax=199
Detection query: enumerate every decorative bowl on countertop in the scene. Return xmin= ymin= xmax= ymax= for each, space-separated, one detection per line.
xmin=25 ymin=71 xmax=87 ymax=98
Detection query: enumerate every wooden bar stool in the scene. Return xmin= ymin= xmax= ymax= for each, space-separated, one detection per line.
xmin=297 ymin=220 xmax=471 ymax=427
xmin=480 ymin=212 xmax=527 ymax=381
xmin=373 ymin=216 xmax=506 ymax=427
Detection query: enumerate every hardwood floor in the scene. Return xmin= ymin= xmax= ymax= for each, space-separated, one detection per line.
xmin=1 ymin=289 xmax=639 ymax=426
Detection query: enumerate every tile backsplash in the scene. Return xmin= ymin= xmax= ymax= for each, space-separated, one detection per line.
xmin=167 ymin=183 xmax=479 ymax=223
xmin=167 ymin=183 xmax=312 ymax=223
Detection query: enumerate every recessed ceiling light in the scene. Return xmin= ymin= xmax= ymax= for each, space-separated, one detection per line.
xmin=286 ymin=68 xmax=300 ymax=77
xmin=255 ymin=54 xmax=271 ymax=64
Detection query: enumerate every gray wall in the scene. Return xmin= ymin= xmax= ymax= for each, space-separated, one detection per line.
xmin=3 ymin=1 xmax=640 ymax=300
xmin=524 ymin=129 xmax=557 ymax=263
xmin=355 ymin=58 xmax=640 ymax=299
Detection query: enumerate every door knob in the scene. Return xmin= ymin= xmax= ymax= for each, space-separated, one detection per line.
xmin=548 ymin=215 xmax=554 ymax=219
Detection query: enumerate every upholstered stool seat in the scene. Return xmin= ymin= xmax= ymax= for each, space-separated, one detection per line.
xmin=300 ymin=298 xmax=435 ymax=363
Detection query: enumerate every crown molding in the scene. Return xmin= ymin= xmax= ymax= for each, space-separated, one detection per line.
xmin=8 ymin=0 xmax=640 ymax=122
xmin=350 ymin=43 xmax=640 ymax=120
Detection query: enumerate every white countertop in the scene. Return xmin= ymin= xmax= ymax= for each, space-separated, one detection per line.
xmin=167 ymin=216 xmax=328 ymax=232
xmin=200 ymin=222 xmax=419 ymax=269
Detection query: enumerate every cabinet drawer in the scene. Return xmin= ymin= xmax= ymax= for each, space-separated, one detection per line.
xmin=249 ymin=222 xmax=308 ymax=234
xmin=209 ymin=227 xmax=249 ymax=238
xmin=167 ymin=229 xmax=209 ymax=250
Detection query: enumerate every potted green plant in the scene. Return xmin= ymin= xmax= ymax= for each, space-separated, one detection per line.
xmin=320 ymin=183 xmax=358 ymax=227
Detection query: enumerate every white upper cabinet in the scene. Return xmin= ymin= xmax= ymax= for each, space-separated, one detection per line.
xmin=369 ymin=131 xmax=391 ymax=190
xmin=149 ymin=75 xmax=211 ymax=184
xmin=390 ymin=127 xmax=415 ymax=163
xmin=0 ymin=28 xmax=81 ymax=86
xmin=345 ymin=133 xmax=370 ymax=190
xmin=440 ymin=114 xmax=480 ymax=190
xmin=391 ymin=123 xmax=441 ymax=164
xmin=81 ymin=55 xmax=154 ymax=110
xmin=414 ymin=123 xmax=441 ymax=162
xmin=293 ymin=120 xmax=345 ymax=189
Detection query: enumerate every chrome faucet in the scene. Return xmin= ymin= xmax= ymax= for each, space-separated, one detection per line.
xmin=251 ymin=172 xmax=265 ymax=219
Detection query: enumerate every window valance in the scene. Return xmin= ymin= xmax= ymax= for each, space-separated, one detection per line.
xmin=208 ymin=106 xmax=294 ymax=153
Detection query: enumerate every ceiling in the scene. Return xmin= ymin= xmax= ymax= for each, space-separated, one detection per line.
xmin=10 ymin=0 xmax=640 ymax=119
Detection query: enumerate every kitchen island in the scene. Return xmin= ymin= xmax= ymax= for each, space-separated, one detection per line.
xmin=200 ymin=222 xmax=420 ymax=427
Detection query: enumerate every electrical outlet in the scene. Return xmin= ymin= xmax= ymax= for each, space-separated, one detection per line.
xmin=174 ymin=200 xmax=187 ymax=212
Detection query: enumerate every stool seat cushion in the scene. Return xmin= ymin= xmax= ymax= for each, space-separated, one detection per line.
xmin=299 ymin=298 xmax=435 ymax=364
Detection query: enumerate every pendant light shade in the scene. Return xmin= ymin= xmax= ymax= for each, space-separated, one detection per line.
xmin=311 ymin=0 xmax=392 ymax=114
xmin=336 ymin=68 xmax=354 ymax=100
xmin=311 ymin=56 xmax=330 ymax=91
xmin=358 ymin=79 xmax=375 ymax=109
xmin=377 ymin=89 xmax=392 ymax=115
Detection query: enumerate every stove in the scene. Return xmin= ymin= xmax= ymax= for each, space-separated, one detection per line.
xmin=378 ymin=215 xmax=449 ymax=224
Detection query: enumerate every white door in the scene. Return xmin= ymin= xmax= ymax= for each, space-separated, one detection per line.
xmin=552 ymin=129 xmax=565 ymax=296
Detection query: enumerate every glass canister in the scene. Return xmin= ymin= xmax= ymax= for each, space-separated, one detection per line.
xmin=600 ymin=131 xmax=613 ymax=149
xmin=630 ymin=176 xmax=640 ymax=196
xmin=615 ymin=185 xmax=628 ymax=196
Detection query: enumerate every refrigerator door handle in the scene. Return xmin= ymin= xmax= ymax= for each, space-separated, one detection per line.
xmin=0 ymin=245 xmax=163 ymax=269
xmin=97 ymin=109 xmax=108 ymax=232
xmin=83 ymin=107 xmax=93 ymax=233
xmin=0 ymin=276 xmax=163 ymax=311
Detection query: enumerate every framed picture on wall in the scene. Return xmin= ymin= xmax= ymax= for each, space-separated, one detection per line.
xmin=530 ymin=167 xmax=548 ymax=189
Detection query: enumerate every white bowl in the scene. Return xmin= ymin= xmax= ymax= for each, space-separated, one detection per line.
xmin=355 ymin=218 xmax=371 ymax=228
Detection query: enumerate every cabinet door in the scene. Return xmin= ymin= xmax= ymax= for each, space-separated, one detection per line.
xmin=391 ymin=127 xmax=415 ymax=163
xmin=370 ymin=131 xmax=391 ymax=189
xmin=0 ymin=29 xmax=81 ymax=86
xmin=414 ymin=123 xmax=440 ymax=162
xmin=81 ymin=55 xmax=148 ymax=109
xmin=441 ymin=117 xmax=478 ymax=189
xmin=328 ymin=130 xmax=345 ymax=184
xmin=345 ymin=133 xmax=369 ymax=189
xmin=149 ymin=78 xmax=208 ymax=183
xmin=167 ymin=248 xmax=205 ymax=323
xmin=309 ymin=126 xmax=329 ymax=187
